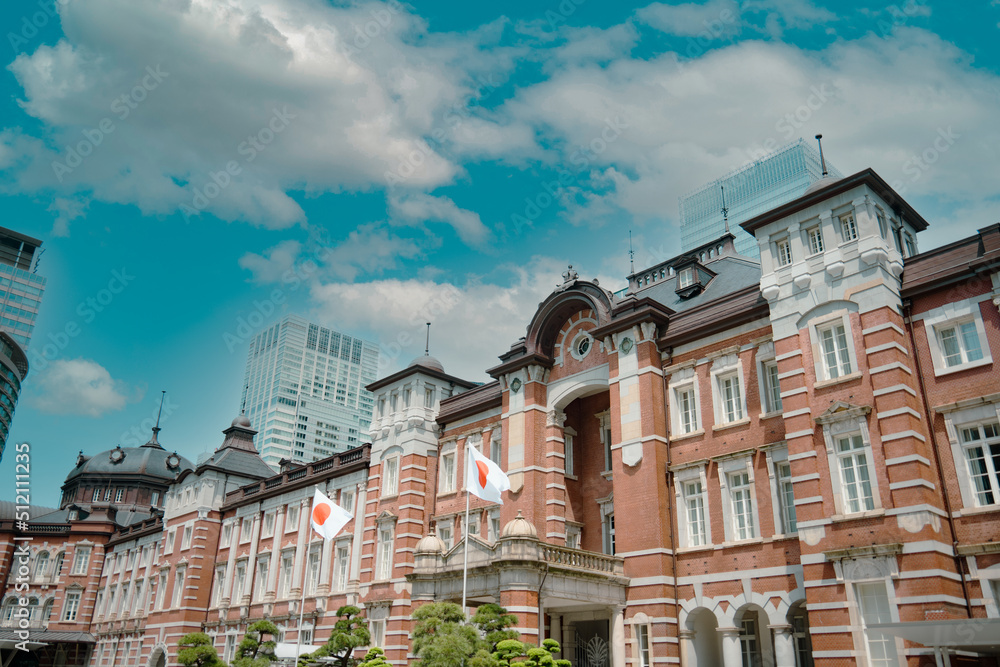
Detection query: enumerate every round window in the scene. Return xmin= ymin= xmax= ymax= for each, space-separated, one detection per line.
xmin=577 ymin=337 xmax=591 ymax=356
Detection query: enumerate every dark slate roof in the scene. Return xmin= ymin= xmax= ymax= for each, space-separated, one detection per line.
xmin=30 ymin=508 xmax=70 ymax=523
xmin=438 ymin=381 xmax=502 ymax=424
xmin=197 ymin=446 xmax=276 ymax=479
xmin=631 ymin=255 xmax=762 ymax=313
xmin=65 ymin=445 xmax=194 ymax=482
xmin=0 ymin=500 xmax=57 ymax=520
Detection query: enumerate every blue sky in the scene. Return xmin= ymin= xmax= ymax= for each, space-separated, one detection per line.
xmin=1 ymin=0 xmax=999 ymax=506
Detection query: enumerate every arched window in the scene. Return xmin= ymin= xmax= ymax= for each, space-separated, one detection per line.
xmin=53 ymin=552 xmax=66 ymax=579
xmin=1 ymin=599 xmax=15 ymax=622
xmin=42 ymin=599 xmax=55 ymax=622
xmin=28 ymin=598 xmax=39 ymax=621
xmin=34 ymin=551 xmax=50 ymax=580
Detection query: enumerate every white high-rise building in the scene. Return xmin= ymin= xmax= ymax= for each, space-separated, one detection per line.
xmin=241 ymin=315 xmax=379 ymax=468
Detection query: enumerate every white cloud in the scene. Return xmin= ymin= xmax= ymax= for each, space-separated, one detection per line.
xmin=636 ymin=0 xmax=741 ymax=38
xmin=389 ymin=193 xmax=491 ymax=246
xmin=238 ymin=239 xmax=301 ymax=284
xmin=1 ymin=0 xmax=517 ymax=228
xmin=309 ymin=256 xmax=606 ymax=380
xmin=47 ymin=196 xmax=89 ymax=237
xmin=31 ymin=358 xmax=133 ymax=417
xmin=497 ymin=27 xmax=1000 ymax=239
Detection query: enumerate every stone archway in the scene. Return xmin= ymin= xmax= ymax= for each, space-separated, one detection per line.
xmin=147 ymin=645 xmax=167 ymax=667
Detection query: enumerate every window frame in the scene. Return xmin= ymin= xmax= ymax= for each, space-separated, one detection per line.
xmin=439 ymin=444 xmax=457 ymax=495
xmin=765 ymin=446 xmax=797 ymax=536
xmin=806 ymin=225 xmax=824 ymax=255
xmin=381 ymin=454 xmax=400 ymax=498
xmin=376 ymin=519 xmax=396 ymax=581
xmin=71 ymin=546 xmax=91 ymax=576
xmin=921 ymin=300 xmax=993 ymax=377
xmin=775 ymin=237 xmax=792 ymax=267
xmin=953 ymin=416 xmax=1000 ymax=509
xmin=673 ymin=465 xmax=711 ymax=548
xmin=710 ymin=354 xmax=747 ymax=427
xmin=564 ymin=427 xmax=576 ymax=478
xmin=840 ymin=212 xmax=858 ymax=242
xmin=819 ymin=407 xmax=883 ymax=517
xmin=668 ymin=367 xmax=701 ymax=438
xmin=809 ymin=311 xmax=859 ymax=383
xmin=717 ymin=456 xmax=759 ymax=543
xmin=62 ymin=591 xmax=82 ymax=621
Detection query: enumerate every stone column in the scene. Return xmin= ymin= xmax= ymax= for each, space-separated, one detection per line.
xmin=290 ymin=498 xmax=309 ymax=598
xmin=243 ymin=514 xmax=261 ymax=604
xmin=550 ymin=615 xmax=562 ymax=658
xmin=611 ymin=606 xmax=625 ymax=667
xmin=264 ymin=507 xmax=285 ymax=602
xmin=221 ymin=521 xmax=237 ymax=607
xmin=350 ymin=483 xmax=366 ymax=586
xmin=678 ymin=630 xmax=694 ymax=667
xmin=718 ymin=627 xmax=741 ymax=667
xmin=770 ymin=624 xmax=795 ymax=667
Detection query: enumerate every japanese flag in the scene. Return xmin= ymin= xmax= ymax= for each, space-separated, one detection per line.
xmin=310 ymin=488 xmax=353 ymax=540
xmin=466 ymin=442 xmax=511 ymax=504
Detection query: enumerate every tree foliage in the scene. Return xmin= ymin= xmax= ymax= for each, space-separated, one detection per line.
xmin=299 ymin=605 xmax=371 ymax=667
xmin=412 ymin=602 xmax=491 ymax=667
xmin=469 ymin=604 xmax=519 ymax=650
xmin=231 ymin=620 xmax=279 ymax=667
xmin=357 ymin=647 xmax=391 ymax=667
xmin=494 ymin=638 xmax=570 ymax=667
xmin=177 ymin=632 xmax=224 ymax=667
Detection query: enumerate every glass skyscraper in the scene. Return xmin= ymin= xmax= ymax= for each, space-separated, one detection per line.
xmin=241 ymin=315 xmax=379 ymax=468
xmin=679 ymin=139 xmax=842 ymax=257
xmin=0 ymin=226 xmax=44 ymax=462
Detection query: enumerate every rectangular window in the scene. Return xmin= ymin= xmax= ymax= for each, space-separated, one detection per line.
xmin=156 ymin=573 xmax=168 ymax=609
xmin=240 ymin=517 xmax=252 ymax=542
xmin=370 ymin=619 xmax=385 ymax=648
xmin=220 ymin=523 xmax=233 ymax=548
xmin=439 ymin=523 xmax=454 ymax=551
xmin=739 ymin=617 xmax=760 ymax=667
xmin=63 ymin=592 xmax=81 ymax=621
xmin=636 ymin=624 xmax=650 ymax=667
xmin=960 ymin=422 xmax=1000 ymax=506
xmin=763 ymin=361 xmax=782 ymax=413
xmin=334 ymin=545 xmax=350 ymax=591
xmin=92 ymin=488 xmax=102 ymax=502
xmin=440 ymin=451 xmax=456 ymax=494
xmin=182 ymin=525 xmax=193 ymax=550
xmin=301 ymin=627 xmax=313 ymax=645
xmin=377 ymin=527 xmax=394 ymax=580
xmin=279 ymin=554 xmax=294 ymax=598
xmin=776 ymin=238 xmax=792 ymax=266
xmin=255 ymin=559 xmax=269 ymax=600
xmin=807 ymin=226 xmax=824 ymax=255
xmin=382 ymin=457 xmax=399 ymax=497
xmin=729 ymin=472 xmax=756 ymax=541
xmin=490 ymin=430 xmax=502 ymax=466
xmin=286 ymin=505 xmax=299 ymax=531
xmin=841 ymin=213 xmax=858 ymax=241
xmin=488 ymin=511 xmax=501 ymax=543
xmin=224 ymin=636 xmax=237 ymax=663
xmin=565 ymin=433 xmax=575 ymax=476
xmin=233 ymin=562 xmax=246 ymax=602
xmin=598 ymin=414 xmax=613 ymax=472
xmin=115 ymin=488 xmax=124 ymax=503
xmin=855 ymin=582 xmax=899 ymax=667
xmin=214 ymin=566 xmax=227 ymax=606
xmin=676 ymin=386 xmax=698 ymax=434
xmin=685 ymin=481 xmax=707 ymax=547
xmin=151 ymin=491 xmax=160 ymax=507
xmin=104 ymin=487 xmax=112 ymax=501
xmin=819 ymin=322 xmax=852 ymax=379
xmin=132 ymin=579 xmax=144 ymax=615
xmin=719 ymin=373 xmax=744 ymax=423
xmin=566 ymin=526 xmax=581 ymax=549
xmin=838 ymin=434 xmax=875 ymax=513
xmin=71 ymin=547 xmax=90 ymax=575
xmin=340 ymin=489 xmax=355 ymax=514
xmin=937 ymin=320 xmax=984 ymax=368
xmin=776 ymin=462 xmax=797 ymax=534
xmin=876 ymin=210 xmax=888 ymax=238
xmin=603 ymin=513 xmax=615 ymax=555
xmin=678 ymin=267 xmax=695 ymax=288
xmin=262 ymin=512 xmax=275 ymax=538
xmin=172 ymin=569 xmax=186 ymax=608
xmin=307 ymin=548 xmax=321 ymax=594
xmin=904 ymin=233 xmax=917 ymax=257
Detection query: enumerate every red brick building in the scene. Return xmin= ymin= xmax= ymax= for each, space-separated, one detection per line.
xmin=2 ymin=168 xmax=1000 ymax=667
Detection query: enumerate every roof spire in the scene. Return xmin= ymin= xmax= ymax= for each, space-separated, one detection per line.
xmin=628 ymin=230 xmax=635 ymax=274
xmin=144 ymin=390 xmax=166 ymax=449
xmin=720 ymin=185 xmax=730 ymax=234
xmin=815 ymin=134 xmax=828 ymax=176
xmin=425 ymin=322 xmax=431 ymax=356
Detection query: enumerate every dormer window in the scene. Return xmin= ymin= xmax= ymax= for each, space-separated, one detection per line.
xmin=678 ymin=268 xmax=695 ymax=289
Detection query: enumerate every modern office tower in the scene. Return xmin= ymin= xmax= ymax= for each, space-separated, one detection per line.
xmin=241 ymin=315 xmax=379 ymax=468
xmin=0 ymin=226 xmax=43 ymax=462
xmin=679 ymin=138 xmax=842 ymax=256
xmin=0 ymin=226 xmax=46 ymax=348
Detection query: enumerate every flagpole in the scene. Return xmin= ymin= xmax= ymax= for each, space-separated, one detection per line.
xmin=461 ymin=480 xmax=470 ymax=616
xmin=294 ymin=566 xmax=307 ymax=664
